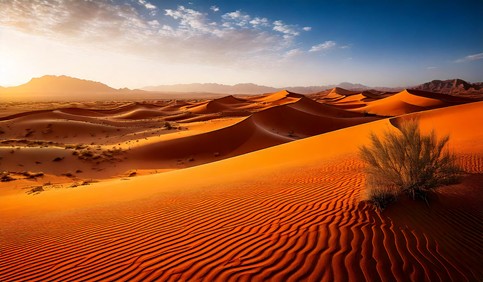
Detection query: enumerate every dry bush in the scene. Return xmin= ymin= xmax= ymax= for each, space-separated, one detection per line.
xmin=360 ymin=118 xmax=461 ymax=209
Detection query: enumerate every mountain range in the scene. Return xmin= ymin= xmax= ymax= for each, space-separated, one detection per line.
xmin=143 ymin=82 xmax=389 ymax=94
xmin=1 ymin=75 xmax=481 ymax=100
xmin=411 ymin=79 xmax=483 ymax=98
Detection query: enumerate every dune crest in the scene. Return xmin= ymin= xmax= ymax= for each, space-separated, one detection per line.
xmin=355 ymin=89 xmax=471 ymax=116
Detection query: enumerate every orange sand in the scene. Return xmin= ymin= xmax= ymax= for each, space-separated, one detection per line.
xmin=0 ymin=90 xmax=378 ymax=188
xmin=0 ymin=91 xmax=482 ymax=281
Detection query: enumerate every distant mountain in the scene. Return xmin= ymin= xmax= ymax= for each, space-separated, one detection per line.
xmin=411 ymin=79 xmax=483 ymax=98
xmin=0 ymin=75 xmax=151 ymax=101
xmin=143 ymin=82 xmax=377 ymax=94
xmin=0 ymin=76 xmax=231 ymax=101
xmin=0 ymin=75 xmax=118 ymax=95
xmin=143 ymin=83 xmax=278 ymax=94
xmin=5 ymin=75 xmax=480 ymax=101
xmin=332 ymin=82 xmax=370 ymax=90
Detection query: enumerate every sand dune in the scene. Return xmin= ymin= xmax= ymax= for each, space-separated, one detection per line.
xmin=129 ymin=96 xmax=378 ymax=168
xmin=186 ymin=95 xmax=253 ymax=115
xmin=254 ymin=90 xmax=304 ymax=104
xmin=0 ymin=90 xmax=373 ymax=183
xmin=321 ymin=87 xmax=360 ymax=101
xmin=1 ymin=101 xmax=482 ymax=281
xmin=356 ymin=89 xmax=470 ymax=116
xmin=1 ymin=90 xmax=482 ymax=281
xmin=329 ymin=87 xmax=360 ymax=96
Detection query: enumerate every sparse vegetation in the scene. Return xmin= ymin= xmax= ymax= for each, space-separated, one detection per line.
xmin=164 ymin=121 xmax=173 ymax=130
xmin=62 ymin=172 xmax=74 ymax=178
xmin=360 ymin=119 xmax=461 ymax=210
xmin=75 ymin=147 xmax=124 ymax=162
xmin=1 ymin=172 xmax=14 ymax=182
xmin=22 ymin=171 xmax=44 ymax=179
xmin=53 ymin=157 xmax=64 ymax=162
xmin=27 ymin=186 xmax=44 ymax=195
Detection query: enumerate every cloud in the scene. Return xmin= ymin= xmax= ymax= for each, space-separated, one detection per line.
xmin=273 ymin=20 xmax=300 ymax=39
xmin=222 ymin=10 xmax=252 ymax=27
xmin=210 ymin=5 xmax=219 ymax=12
xmin=165 ymin=6 xmax=210 ymax=33
xmin=138 ymin=0 xmax=156 ymax=10
xmin=0 ymin=1 xmax=310 ymax=67
xmin=284 ymin=48 xmax=303 ymax=58
xmin=309 ymin=41 xmax=337 ymax=52
xmin=426 ymin=66 xmax=437 ymax=70
xmin=249 ymin=17 xmax=269 ymax=27
xmin=455 ymin=52 xmax=483 ymax=63
xmin=302 ymin=26 xmax=312 ymax=31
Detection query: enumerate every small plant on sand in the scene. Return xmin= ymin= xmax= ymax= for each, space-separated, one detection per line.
xmin=360 ymin=118 xmax=461 ymax=210
xmin=164 ymin=121 xmax=173 ymax=130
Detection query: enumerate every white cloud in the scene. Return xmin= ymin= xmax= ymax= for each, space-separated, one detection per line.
xmin=222 ymin=10 xmax=251 ymax=27
xmin=284 ymin=48 xmax=303 ymax=58
xmin=210 ymin=5 xmax=219 ymax=12
xmin=250 ymin=17 xmax=269 ymax=27
xmin=273 ymin=20 xmax=299 ymax=38
xmin=138 ymin=0 xmax=156 ymax=10
xmin=147 ymin=20 xmax=160 ymax=29
xmin=455 ymin=52 xmax=483 ymax=63
xmin=302 ymin=26 xmax=311 ymax=31
xmin=309 ymin=41 xmax=337 ymax=52
xmin=165 ymin=6 xmax=210 ymax=33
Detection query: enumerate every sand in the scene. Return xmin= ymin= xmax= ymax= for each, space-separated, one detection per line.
xmin=1 ymin=89 xmax=482 ymax=281
xmin=0 ymin=90 xmax=378 ymax=191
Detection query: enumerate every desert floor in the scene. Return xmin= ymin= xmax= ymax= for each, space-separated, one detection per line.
xmin=1 ymin=89 xmax=482 ymax=281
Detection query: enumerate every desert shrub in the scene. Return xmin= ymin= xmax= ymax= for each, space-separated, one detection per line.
xmin=360 ymin=118 xmax=461 ymax=209
xmin=164 ymin=121 xmax=173 ymax=130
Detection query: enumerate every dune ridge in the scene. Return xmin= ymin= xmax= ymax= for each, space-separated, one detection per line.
xmin=0 ymin=91 xmax=380 ymax=181
xmin=354 ymin=89 xmax=470 ymax=116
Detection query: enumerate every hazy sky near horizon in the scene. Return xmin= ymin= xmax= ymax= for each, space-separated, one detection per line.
xmin=1 ymin=0 xmax=482 ymax=88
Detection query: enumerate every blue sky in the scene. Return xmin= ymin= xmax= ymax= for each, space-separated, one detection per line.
xmin=0 ymin=0 xmax=482 ymax=88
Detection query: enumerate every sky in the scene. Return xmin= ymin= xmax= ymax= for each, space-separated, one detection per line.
xmin=0 ymin=0 xmax=482 ymax=88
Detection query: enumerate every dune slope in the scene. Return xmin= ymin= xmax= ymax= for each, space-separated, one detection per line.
xmin=357 ymin=89 xmax=471 ymax=116
xmin=1 ymin=102 xmax=482 ymax=281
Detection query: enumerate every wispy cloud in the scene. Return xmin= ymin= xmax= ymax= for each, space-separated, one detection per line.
xmin=165 ymin=5 xmax=211 ymax=33
xmin=284 ymin=48 xmax=304 ymax=58
xmin=309 ymin=41 xmax=337 ymax=52
xmin=0 ymin=1 xmax=316 ymax=66
xmin=250 ymin=17 xmax=269 ymax=27
xmin=273 ymin=20 xmax=300 ymax=39
xmin=454 ymin=52 xmax=483 ymax=63
xmin=222 ymin=10 xmax=252 ymax=27
xmin=138 ymin=0 xmax=156 ymax=10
